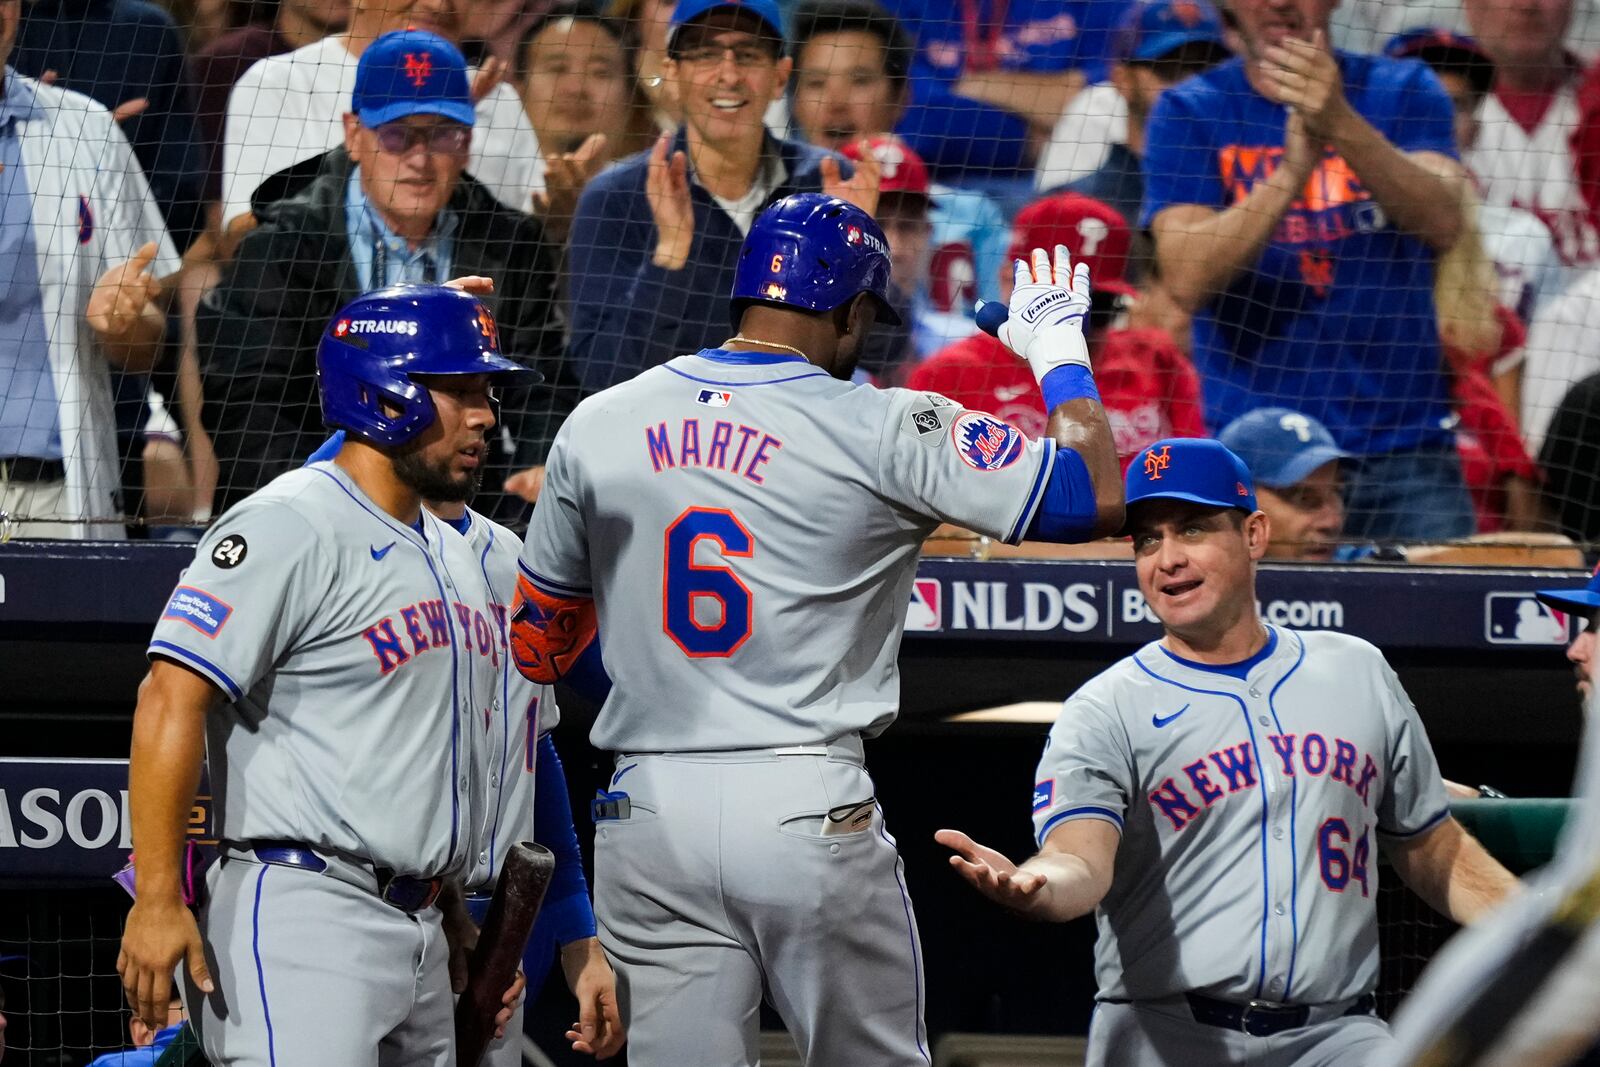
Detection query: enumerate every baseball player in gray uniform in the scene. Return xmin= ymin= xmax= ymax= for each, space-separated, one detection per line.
xmin=445 ymin=496 xmax=624 ymax=1063
xmin=118 ymin=285 xmax=532 ymax=1066
xmin=508 ymin=193 xmax=1126 ymax=1066
xmin=938 ymin=437 xmax=1519 ymax=1067
xmin=1377 ymin=571 xmax=1600 ymax=1067
xmin=303 ymin=425 xmax=626 ymax=1062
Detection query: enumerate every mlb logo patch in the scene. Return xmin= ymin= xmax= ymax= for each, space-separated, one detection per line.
xmin=1484 ymin=592 xmax=1570 ymax=645
xmin=904 ymin=578 xmax=942 ymax=631
xmin=1032 ymin=780 xmax=1054 ymax=813
xmin=162 ymin=586 xmax=233 ymax=638
xmin=697 ymin=389 xmax=732 ymax=408
xmin=952 ymin=412 xmax=1024 ymax=471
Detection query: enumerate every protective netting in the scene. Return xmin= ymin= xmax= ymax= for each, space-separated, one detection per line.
xmin=0 ymin=0 xmax=1595 ymax=552
xmin=0 ymin=887 xmax=135 ymax=1067
xmin=0 ymin=879 xmax=1458 ymax=1064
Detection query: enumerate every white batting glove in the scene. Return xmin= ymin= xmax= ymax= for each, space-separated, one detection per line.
xmin=995 ymin=245 xmax=1092 ymax=381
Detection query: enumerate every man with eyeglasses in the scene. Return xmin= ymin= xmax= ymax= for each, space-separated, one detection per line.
xmin=199 ymin=30 xmax=572 ymax=522
xmin=221 ymin=0 xmax=540 ymax=236
xmin=564 ymin=0 xmax=882 ymax=398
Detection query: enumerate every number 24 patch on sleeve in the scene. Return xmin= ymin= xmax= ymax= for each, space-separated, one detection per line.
xmin=162 ymin=586 xmax=234 ymax=638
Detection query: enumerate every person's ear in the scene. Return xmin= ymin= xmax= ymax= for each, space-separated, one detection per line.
xmin=1245 ymin=510 xmax=1271 ymax=560
xmin=1110 ymin=62 xmax=1134 ymax=101
xmin=771 ymin=55 xmax=793 ymax=99
xmin=343 ymin=113 xmax=363 ymax=161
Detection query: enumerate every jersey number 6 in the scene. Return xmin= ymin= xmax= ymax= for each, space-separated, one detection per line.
xmin=663 ymin=507 xmax=754 ymax=658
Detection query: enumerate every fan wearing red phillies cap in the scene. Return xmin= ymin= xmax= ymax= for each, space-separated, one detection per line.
xmin=908 ymin=191 xmax=1205 ymax=472
xmin=788 ymin=1 xmax=1011 ymax=352
xmin=840 ymin=134 xmax=988 ymax=358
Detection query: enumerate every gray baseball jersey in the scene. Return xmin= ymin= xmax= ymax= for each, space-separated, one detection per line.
xmin=1032 ymin=627 xmax=1449 ymax=1005
xmin=148 ymin=461 xmax=501 ymax=877
xmin=460 ymin=508 xmax=561 ymax=891
xmin=519 ymin=349 xmax=1060 ymax=751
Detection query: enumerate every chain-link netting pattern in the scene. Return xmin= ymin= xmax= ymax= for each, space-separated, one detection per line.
xmin=0 ymin=0 xmax=1594 ymax=557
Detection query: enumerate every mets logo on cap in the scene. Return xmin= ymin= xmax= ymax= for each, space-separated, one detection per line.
xmin=1142 ymin=444 xmax=1171 ymax=480
xmin=404 ymin=51 xmax=433 ymax=87
xmin=953 ymin=412 xmax=1025 ymax=471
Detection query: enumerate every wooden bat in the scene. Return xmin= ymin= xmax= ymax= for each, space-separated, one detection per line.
xmin=454 ymin=841 xmax=556 ymax=1067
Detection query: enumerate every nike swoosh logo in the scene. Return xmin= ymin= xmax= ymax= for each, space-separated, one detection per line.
xmin=994 ymin=384 xmax=1030 ymax=402
xmin=1152 ymin=704 xmax=1190 ymax=728
xmin=370 ymin=542 xmax=396 ymax=561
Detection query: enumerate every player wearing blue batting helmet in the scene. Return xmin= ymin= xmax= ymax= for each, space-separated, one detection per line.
xmin=316 ymin=285 xmax=542 ymax=448
xmin=730 ymin=193 xmax=903 ymax=327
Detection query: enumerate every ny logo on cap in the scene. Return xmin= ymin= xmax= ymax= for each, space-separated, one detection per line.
xmin=1170 ymin=0 xmax=1204 ymax=26
xmin=404 ymin=52 xmax=434 ymax=87
xmin=1143 ymin=445 xmax=1171 ymax=480
xmin=476 ymin=306 xmax=500 ymax=347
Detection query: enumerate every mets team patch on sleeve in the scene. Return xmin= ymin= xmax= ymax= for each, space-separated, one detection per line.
xmin=952 ymin=412 xmax=1025 ymax=471
xmin=1033 ymin=780 xmax=1054 ymax=813
xmin=162 ymin=586 xmax=233 ymax=638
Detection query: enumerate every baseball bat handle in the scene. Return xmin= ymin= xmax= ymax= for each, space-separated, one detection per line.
xmin=974 ymin=299 xmax=1009 ymax=339
xmin=454 ymin=841 xmax=556 ymax=1067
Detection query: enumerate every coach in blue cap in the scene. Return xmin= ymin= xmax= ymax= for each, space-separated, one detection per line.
xmin=200 ymin=28 xmax=571 ymax=521
xmin=1123 ymin=436 xmax=1267 ymax=643
xmin=1537 ymin=570 xmax=1600 ymax=702
xmin=1221 ymin=407 xmax=1352 ymax=562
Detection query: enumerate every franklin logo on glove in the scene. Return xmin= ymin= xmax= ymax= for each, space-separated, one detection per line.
xmin=1020 ymin=288 xmax=1075 ymax=325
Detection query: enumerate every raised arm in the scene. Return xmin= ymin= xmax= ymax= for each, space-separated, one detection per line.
xmin=1151 ymin=110 xmax=1320 ymax=314
xmin=1262 ymin=33 xmax=1462 ymax=253
xmin=983 ymin=246 xmax=1126 ymax=537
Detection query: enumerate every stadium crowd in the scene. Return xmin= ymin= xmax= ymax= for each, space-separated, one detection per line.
xmin=2 ymin=0 xmax=1600 ymax=552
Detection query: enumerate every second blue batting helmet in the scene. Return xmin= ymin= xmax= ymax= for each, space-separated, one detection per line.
xmin=316 ymin=285 xmax=542 ymax=448
xmin=729 ymin=193 xmax=903 ymax=326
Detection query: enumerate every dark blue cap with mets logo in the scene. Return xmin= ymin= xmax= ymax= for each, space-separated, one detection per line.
xmin=1126 ymin=438 xmax=1259 ymax=517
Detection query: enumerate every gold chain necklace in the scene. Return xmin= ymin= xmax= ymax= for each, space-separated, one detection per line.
xmin=724 ymin=336 xmax=809 ymax=360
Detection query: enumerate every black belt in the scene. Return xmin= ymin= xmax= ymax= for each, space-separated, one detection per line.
xmin=1184 ymin=992 xmax=1376 ymax=1037
xmin=0 ymin=457 xmax=65 ymax=481
xmin=243 ymin=840 xmax=444 ymax=915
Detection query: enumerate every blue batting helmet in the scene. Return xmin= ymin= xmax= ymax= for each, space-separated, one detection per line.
xmin=316 ymin=285 xmax=542 ymax=448
xmin=729 ymin=193 xmax=903 ymax=326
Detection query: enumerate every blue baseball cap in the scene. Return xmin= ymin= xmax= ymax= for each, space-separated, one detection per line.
xmin=1536 ymin=567 xmax=1600 ymax=617
xmin=353 ymin=30 xmax=475 ymax=129
xmin=1384 ymin=27 xmax=1495 ymax=94
xmin=1126 ymin=438 xmax=1258 ymax=521
xmin=1117 ymin=0 xmax=1227 ymax=64
xmin=668 ymin=0 xmax=786 ymax=54
xmin=1218 ymin=407 xmax=1351 ymax=490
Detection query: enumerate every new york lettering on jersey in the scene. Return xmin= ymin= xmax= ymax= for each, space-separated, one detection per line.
xmin=1030 ymin=628 xmax=1448 ymax=1004
xmin=146 ymin=462 xmax=500 ymax=877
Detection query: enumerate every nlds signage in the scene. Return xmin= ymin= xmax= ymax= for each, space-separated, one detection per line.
xmin=904 ymin=576 xmax=1347 ymax=637
xmin=0 ymin=759 xmax=213 ymax=882
xmin=949 ymin=580 xmax=1105 ymax=633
